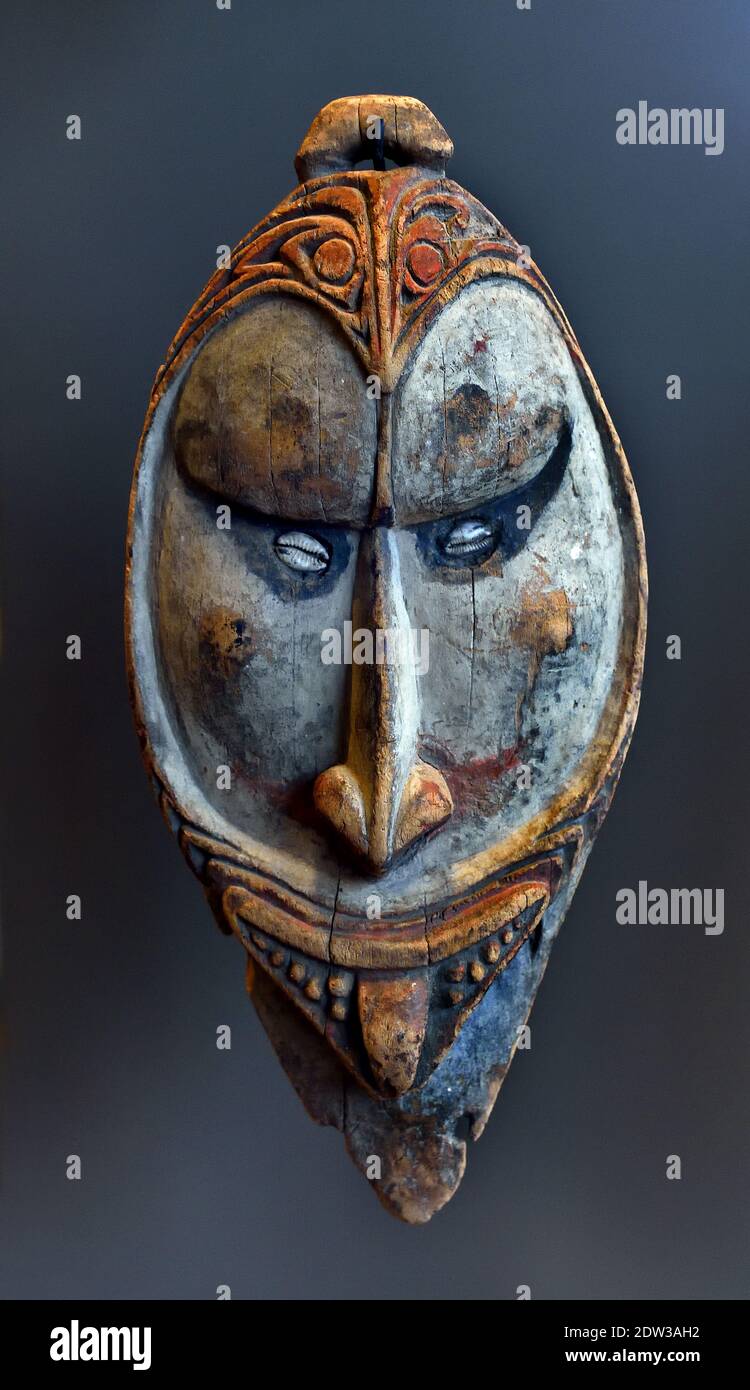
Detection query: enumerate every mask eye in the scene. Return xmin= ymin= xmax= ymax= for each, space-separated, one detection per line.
xmin=441 ymin=517 xmax=497 ymax=563
xmin=274 ymin=531 xmax=331 ymax=574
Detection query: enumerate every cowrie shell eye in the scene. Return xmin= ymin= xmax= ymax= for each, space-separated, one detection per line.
xmin=274 ymin=531 xmax=331 ymax=574
xmin=442 ymin=518 xmax=495 ymax=559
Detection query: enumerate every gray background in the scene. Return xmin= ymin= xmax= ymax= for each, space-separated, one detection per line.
xmin=1 ymin=0 xmax=748 ymax=1300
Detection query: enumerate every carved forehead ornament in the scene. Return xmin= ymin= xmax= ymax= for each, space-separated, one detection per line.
xmin=126 ymin=95 xmax=646 ymax=1223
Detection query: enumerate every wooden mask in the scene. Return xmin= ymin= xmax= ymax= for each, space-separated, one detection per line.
xmin=126 ymin=96 xmax=646 ymax=1223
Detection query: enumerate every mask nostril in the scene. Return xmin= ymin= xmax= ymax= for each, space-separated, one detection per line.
xmin=314 ymin=757 xmax=453 ymax=873
xmin=393 ymin=760 xmax=453 ymax=857
xmin=313 ymin=764 xmax=368 ymax=859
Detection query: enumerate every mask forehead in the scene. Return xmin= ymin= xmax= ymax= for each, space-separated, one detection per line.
xmin=173 ymin=297 xmax=377 ymax=524
xmin=174 ymin=274 xmax=577 ymax=531
xmin=392 ymin=279 xmax=571 ymax=523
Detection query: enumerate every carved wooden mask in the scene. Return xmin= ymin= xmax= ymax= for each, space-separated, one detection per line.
xmin=126 ymin=96 xmax=646 ymax=1222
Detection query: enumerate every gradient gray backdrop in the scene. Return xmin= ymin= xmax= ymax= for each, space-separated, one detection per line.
xmin=1 ymin=0 xmax=748 ymax=1300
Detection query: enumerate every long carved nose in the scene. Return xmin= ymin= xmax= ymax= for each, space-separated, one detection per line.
xmin=314 ymin=528 xmax=452 ymax=872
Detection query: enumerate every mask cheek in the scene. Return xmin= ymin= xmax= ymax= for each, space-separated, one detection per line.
xmin=413 ymin=554 xmax=578 ymax=836
xmin=155 ymin=497 xmax=353 ymax=820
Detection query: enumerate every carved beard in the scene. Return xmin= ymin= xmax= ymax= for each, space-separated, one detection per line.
xmin=126 ymin=96 xmax=646 ymax=1222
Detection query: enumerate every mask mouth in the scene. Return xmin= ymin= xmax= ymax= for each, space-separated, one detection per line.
xmin=228 ymin=867 xmax=556 ymax=1098
xmin=169 ymin=812 xmax=570 ymax=1097
xmin=179 ymin=813 xmax=571 ymax=968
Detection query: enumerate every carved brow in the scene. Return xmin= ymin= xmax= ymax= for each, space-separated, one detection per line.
xmin=411 ymin=414 xmax=572 ymax=566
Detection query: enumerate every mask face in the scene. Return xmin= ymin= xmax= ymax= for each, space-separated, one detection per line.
xmin=127 ymin=95 xmax=646 ymax=1223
